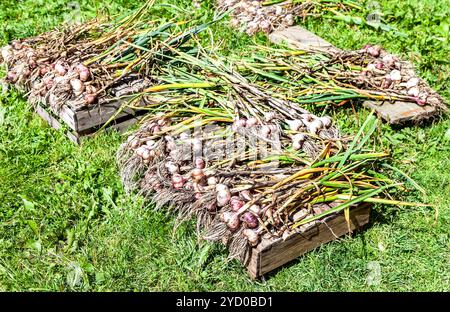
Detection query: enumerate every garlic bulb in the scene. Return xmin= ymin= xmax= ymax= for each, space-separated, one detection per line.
xmin=217 ymin=188 xmax=231 ymax=207
xmin=243 ymin=229 xmax=259 ymax=247
xmin=243 ymin=212 xmax=258 ymax=229
xmin=54 ymin=63 xmax=67 ymax=76
xmin=286 ymin=119 xmax=303 ymax=131
xmin=406 ymin=77 xmax=420 ymax=88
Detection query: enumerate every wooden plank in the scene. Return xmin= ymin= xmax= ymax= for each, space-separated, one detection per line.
xmin=363 ymin=100 xmax=438 ymax=124
xmin=268 ymin=26 xmax=441 ymax=125
xmin=73 ymin=100 xmax=142 ymax=132
xmin=34 ymin=103 xmax=81 ymax=144
xmin=246 ymin=205 xmax=370 ymax=279
xmin=269 ymin=26 xmax=340 ymax=53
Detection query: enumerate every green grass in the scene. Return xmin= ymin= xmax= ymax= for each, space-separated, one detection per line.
xmin=0 ymin=0 xmax=449 ymax=291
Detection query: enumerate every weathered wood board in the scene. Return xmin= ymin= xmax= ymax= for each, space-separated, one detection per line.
xmin=246 ymin=205 xmax=371 ymax=279
xmin=269 ymin=26 xmax=440 ymax=125
xmin=269 ymin=26 xmax=340 ymax=53
xmin=34 ymin=100 xmax=146 ymax=144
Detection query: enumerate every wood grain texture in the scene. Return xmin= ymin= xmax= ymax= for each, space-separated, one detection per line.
xmin=269 ymin=26 xmax=339 ymax=53
xmin=246 ymin=205 xmax=371 ymax=279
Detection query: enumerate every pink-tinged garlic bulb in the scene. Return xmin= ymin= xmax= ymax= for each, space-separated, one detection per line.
xmin=230 ymin=196 xmax=244 ymax=212
xmin=194 ymin=157 xmax=205 ymax=169
xmin=260 ymin=20 xmax=270 ymax=33
xmin=382 ymin=54 xmax=396 ymax=67
xmin=135 ymin=146 xmax=147 ymax=157
xmin=232 ymin=118 xmax=247 ymax=132
xmin=6 ymin=71 xmax=18 ymax=83
xmin=216 ymin=184 xmax=231 ymax=207
xmin=165 ymin=162 xmax=179 ymax=174
xmin=76 ymin=64 xmax=90 ymax=82
xmin=142 ymin=149 xmax=152 ymax=161
xmin=366 ymin=45 xmax=381 ymax=57
xmin=367 ymin=63 xmax=376 ymax=71
xmin=70 ymin=79 xmax=85 ymax=96
xmin=292 ymin=133 xmax=306 ymax=150
xmin=146 ymin=140 xmax=156 ymax=148
xmin=414 ymin=97 xmax=426 ymax=106
xmin=286 ymin=119 xmax=303 ymax=131
xmin=375 ymin=62 xmax=384 ymax=70
xmin=129 ymin=138 xmax=140 ymax=149
xmin=320 ymin=116 xmax=332 ymax=128
xmin=11 ymin=40 xmax=23 ymax=50
xmin=243 ymin=229 xmax=259 ymax=247
xmin=84 ymin=94 xmax=97 ymax=105
xmin=172 ymin=174 xmax=186 ymax=189
xmin=301 ymin=113 xmax=313 ymax=122
xmin=220 ymin=211 xmax=233 ymax=223
xmin=207 ymin=176 xmax=218 ymax=186
xmin=246 ymin=117 xmax=258 ymax=127
xmin=242 ymin=212 xmax=258 ymax=229
xmin=227 ymin=213 xmax=241 ymax=232
xmin=382 ymin=76 xmax=393 ymax=89
xmin=191 ymin=168 xmax=205 ymax=182
xmin=39 ymin=66 xmax=50 ymax=76
xmin=307 ymin=119 xmax=323 ymax=134
xmin=54 ymin=62 xmax=67 ymax=76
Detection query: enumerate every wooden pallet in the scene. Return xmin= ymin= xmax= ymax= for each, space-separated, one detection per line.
xmin=34 ymin=99 xmax=146 ymax=144
xmin=269 ymin=26 xmax=442 ymax=125
xmin=246 ymin=204 xmax=370 ymax=279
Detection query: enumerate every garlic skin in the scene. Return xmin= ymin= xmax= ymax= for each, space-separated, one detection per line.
xmin=407 ymin=87 xmax=420 ymax=97
xmin=70 ymin=79 xmax=85 ymax=96
xmin=165 ymin=162 xmax=179 ymax=174
xmin=307 ymin=119 xmax=323 ymax=134
xmin=242 ymin=212 xmax=258 ymax=229
xmin=207 ymin=176 xmax=218 ymax=186
xmin=320 ymin=116 xmax=332 ymax=128
xmin=292 ymin=133 xmax=306 ymax=150
xmin=286 ymin=119 xmax=303 ymax=131
xmin=230 ymin=196 xmax=244 ymax=212
xmin=191 ymin=168 xmax=204 ymax=182
xmin=217 ymin=188 xmax=231 ymax=207
xmin=246 ymin=117 xmax=258 ymax=127
xmin=194 ymin=157 xmax=206 ymax=169
xmin=227 ymin=213 xmax=241 ymax=232
xmin=84 ymin=94 xmax=97 ymax=105
xmin=54 ymin=63 xmax=67 ymax=76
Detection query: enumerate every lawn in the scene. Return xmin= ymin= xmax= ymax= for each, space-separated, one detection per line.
xmin=0 ymin=0 xmax=448 ymax=291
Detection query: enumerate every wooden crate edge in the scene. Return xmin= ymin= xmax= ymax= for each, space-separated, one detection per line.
xmin=246 ymin=204 xmax=371 ymax=279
